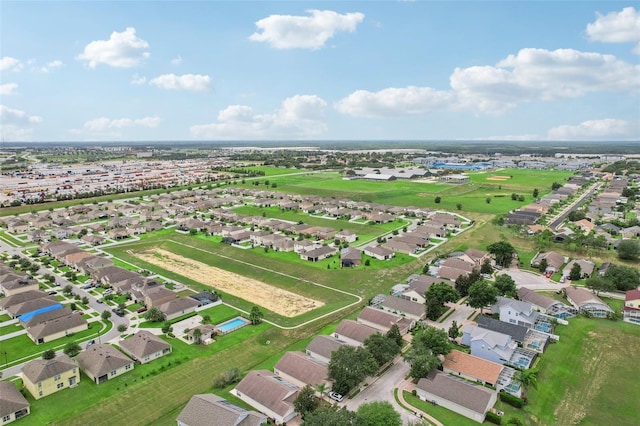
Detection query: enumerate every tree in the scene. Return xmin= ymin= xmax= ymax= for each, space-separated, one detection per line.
xmin=434 ymin=196 xmax=441 ymax=204
xmin=201 ymin=314 xmax=211 ymax=324
xmin=144 ymin=306 xmax=166 ymax=322
xmin=357 ymin=401 xmax=402 ymax=426
xmin=411 ymin=327 xmax=451 ymax=357
xmin=455 ymin=269 xmax=481 ymax=297
xmin=363 ymin=333 xmax=400 ymax=367
xmin=192 ymin=328 xmax=202 ymax=344
xmin=328 ymin=345 xmax=377 ymax=395
xmin=448 ymin=320 xmax=460 ymax=340
xmin=604 ymin=264 xmax=640 ymax=291
xmin=494 ymin=274 xmax=517 ymax=298
xmin=551 ymin=182 xmax=562 ymax=190
xmin=303 ymin=405 xmax=359 ymax=426
xmin=315 ymin=382 xmax=327 ymax=399
xmin=467 ymin=281 xmax=498 ymax=314
xmin=569 ymin=262 xmax=582 ymax=281
xmin=42 ymin=349 xmax=56 ymax=360
xmin=117 ymin=324 xmax=128 ymax=333
xmin=538 ymin=258 xmax=548 ymax=273
xmin=249 ymin=306 xmax=263 ymax=325
xmin=101 ymin=310 xmax=111 ymax=321
xmin=486 ymin=197 xmax=491 ymax=204
xmin=480 ymin=259 xmax=493 ymax=275
xmin=161 ymin=322 xmax=173 ymax=334
xmin=405 ymin=352 xmax=441 ymax=380
xmin=424 ymin=283 xmax=460 ymax=320
xmin=585 ymin=276 xmax=614 ymax=295
xmin=63 ymin=285 xmax=73 ymax=295
xmin=532 ymin=188 xmax=539 ymax=198
xmin=456 ymin=203 xmax=462 ymax=210
xmin=617 ymin=239 xmax=640 ymax=261
xmin=294 ymin=385 xmax=318 ymax=419
xmin=63 ymin=341 xmax=81 ymax=358
xmin=487 ymin=241 xmax=517 ymax=268
xmin=514 ymin=368 xmax=539 ymax=400
xmin=81 ymin=296 xmax=89 ymax=305
xmin=386 ymin=324 xmax=403 ymax=348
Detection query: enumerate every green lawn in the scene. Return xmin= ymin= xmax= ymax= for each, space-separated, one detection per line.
xmin=495 ymin=317 xmax=640 ymax=426
xmin=0 ymin=323 xmax=23 ymax=336
xmin=0 ymin=230 xmax=28 ymax=247
xmin=243 ymin=165 xmax=302 ymax=176
xmin=0 ymin=313 xmax=11 ymax=322
xmin=402 ymin=390 xmax=478 ymax=426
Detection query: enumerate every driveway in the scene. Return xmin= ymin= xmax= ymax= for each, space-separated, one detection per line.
xmin=499 ymin=269 xmax=569 ymax=291
xmin=345 ymin=358 xmax=415 ymax=425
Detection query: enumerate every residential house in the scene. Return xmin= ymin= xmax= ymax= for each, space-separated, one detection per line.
xmin=186 ymin=324 xmax=217 ymax=345
xmin=401 ymin=275 xmax=446 ymax=304
xmin=232 ymin=370 xmax=299 ymax=425
xmin=379 ymin=296 xmax=425 ymax=321
xmin=0 ymin=382 xmax=30 ymax=425
xmin=305 ymin=335 xmax=346 ymax=365
xmin=416 ymin=371 xmax=497 ymax=424
xmin=76 ymin=344 xmax=134 ymax=384
xmin=517 ymin=287 xmax=577 ymax=319
xmin=476 ymin=315 xmax=528 ymax=344
xmin=340 ymin=247 xmax=361 ymax=268
xmin=565 ymin=286 xmax=614 ymax=318
xmin=530 ymin=251 xmax=565 ymax=273
xmin=7 ymin=220 xmax=29 ymax=234
xmin=491 ymin=297 xmax=539 ymax=328
xmin=119 ymin=330 xmax=172 ymax=364
xmin=0 ymin=276 xmax=39 ymax=297
xmin=300 ymin=246 xmax=336 ymax=262
xmin=357 ymin=306 xmax=413 ymax=334
xmin=21 ymin=354 xmax=79 ymax=399
xmin=333 ymin=320 xmax=379 ymax=347
xmin=562 ymin=259 xmax=596 ymax=279
xmin=442 ymin=350 xmax=503 ymax=388
xmin=158 ymin=297 xmax=200 ymax=321
xmin=177 ymin=394 xmax=267 ymax=426
xmin=335 ymin=230 xmax=357 ymax=243
xmin=273 ymin=352 xmax=330 ymax=389
xmin=623 ymin=289 xmax=640 ymax=325
xmin=461 ymin=325 xmax=517 ymax=365
xmin=26 ymin=313 xmax=88 ymax=345
xmin=293 ymin=240 xmax=321 ymax=254
xmin=382 ymin=239 xmax=418 ymax=255
xmin=363 ymin=245 xmax=395 ymax=261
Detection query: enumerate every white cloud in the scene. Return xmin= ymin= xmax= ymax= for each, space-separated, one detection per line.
xmin=586 ymin=7 xmax=640 ymax=53
xmin=171 ymin=55 xmax=182 ymax=65
xmin=148 ymin=73 xmax=211 ymax=91
xmin=38 ymin=60 xmax=65 ymax=73
xmin=77 ymin=27 xmax=150 ymax=68
xmin=0 ymin=105 xmax=42 ymax=141
xmin=249 ymin=9 xmax=364 ymax=49
xmin=335 ymin=86 xmax=454 ymax=117
xmin=190 ymin=95 xmax=327 ymax=139
xmin=80 ymin=116 xmax=161 ymax=132
xmin=0 ymin=83 xmax=18 ymax=96
xmin=0 ymin=56 xmax=23 ymax=72
xmin=131 ymin=74 xmax=147 ymax=85
xmin=547 ymin=118 xmax=638 ymax=140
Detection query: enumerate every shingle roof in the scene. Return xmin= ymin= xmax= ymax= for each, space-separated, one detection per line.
xmin=380 ymin=296 xmax=425 ymax=318
xmin=77 ymin=344 xmax=132 ymax=377
xmin=357 ymin=306 xmax=402 ymax=331
xmin=517 ymin=287 xmax=557 ymax=310
xmin=158 ymin=297 xmax=200 ymax=317
xmin=625 ymin=289 xmax=640 ymax=302
xmin=443 ymin=350 xmax=503 ymax=385
xmin=177 ymin=394 xmax=267 ymax=426
xmin=306 ymin=335 xmax=346 ymax=361
xmin=21 ymin=354 xmax=77 ymax=383
xmin=0 ymin=381 xmax=29 ymax=418
xmin=334 ymin=320 xmax=379 ymax=344
xmin=417 ymin=371 xmax=495 ymax=415
xmin=27 ymin=312 xmax=88 ymax=340
xmin=234 ymin=370 xmax=298 ymax=418
xmin=0 ymin=289 xmax=50 ymax=309
xmin=119 ymin=331 xmax=171 ymax=361
xmin=274 ymin=352 xmax=328 ymax=386
xmin=476 ymin=315 xmax=528 ymax=343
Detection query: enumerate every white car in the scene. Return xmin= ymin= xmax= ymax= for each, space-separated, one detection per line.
xmin=328 ymin=391 xmax=344 ymax=402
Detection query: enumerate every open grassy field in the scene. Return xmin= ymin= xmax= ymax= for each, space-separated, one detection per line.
xmin=243 ymin=165 xmax=303 ymax=176
xmin=494 ymin=317 xmax=640 ymax=426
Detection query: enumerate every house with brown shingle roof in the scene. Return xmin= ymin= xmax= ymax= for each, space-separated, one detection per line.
xmin=177 ymin=394 xmax=267 ymax=426
xmin=380 ymin=296 xmax=426 ymax=321
xmin=562 ymin=259 xmax=595 ymax=279
xmin=357 ymin=306 xmax=413 ymax=334
xmin=119 ymin=330 xmax=172 ymax=364
xmin=305 ymin=335 xmax=346 ymax=365
xmin=333 ymin=320 xmax=379 ymax=347
xmin=0 ymin=381 xmax=30 ymax=424
xmin=565 ymin=286 xmax=613 ymax=318
xmin=273 ymin=352 xmax=330 ymax=389
xmin=76 ymin=344 xmax=134 ymax=384
xmin=530 ymin=251 xmax=565 ymax=273
xmin=442 ymin=350 xmax=504 ymax=387
xmin=26 ymin=312 xmax=88 ymax=345
xmin=232 ymin=370 xmax=299 ymax=425
xmin=416 ymin=371 xmax=497 ymax=424
xmin=21 ymin=354 xmax=79 ymax=399
xmin=158 ymin=297 xmax=200 ymax=321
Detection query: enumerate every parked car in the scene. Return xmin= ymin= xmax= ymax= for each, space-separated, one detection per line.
xmin=328 ymin=391 xmax=344 ymax=402
xmin=96 ymin=299 xmax=103 ymax=304
xmin=103 ymin=289 xmax=113 ymax=295
xmin=83 ymin=284 xmax=93 ymax=290
xmin=112 ymin=308 xmax=125 ymax=317
xmin=136 ymin=307 xmax=148 ymax=314
xmin=47 ymin=291 xmax=57 ymax=296
xmin=85 ymin=339 xmax=96 ymax=349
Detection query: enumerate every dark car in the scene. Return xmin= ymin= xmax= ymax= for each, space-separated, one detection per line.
xmin=96 ymin=299 xmax=103 ymax=304
xmin=136 ymin=307 xmax=148 ymax=314
xmin=48 ymin=291 xmax=57 ymax=296
xmin=111 ymin=308 xmax=125 ymax=317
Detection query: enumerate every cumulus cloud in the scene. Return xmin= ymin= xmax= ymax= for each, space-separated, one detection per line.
xmin=0 ymin=56 xmax=23 ymax=72
xmin=335 ymin=86 xmax=454 ymax=117
xmin=547 ymin=118 xmax=638 ymax=140
xmin=190 ymin=95 xmax=327 ymax=139
xmin=586 ymin=7 xmax=640 ymax=53
xmin=0 ymin=83 xmax=18 ymax=96
xmin=148 ymin=73 xmax=211 ymax=91
xmin=81 ymin=116 xmax=161 ymax=132
xmin=0 ymin=105 xmax=42 ymax=141
xmin=34 ymin=60 xmax=64 ymax=73
xmin=78 ymin=27 xmax=150 ymax=68
xmin=249 ymin=9 xmax=364 ymax=49
xmin=336 ymin=47 xmax=639 ymax=117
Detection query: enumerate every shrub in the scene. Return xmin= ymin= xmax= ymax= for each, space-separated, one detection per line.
xmin=499 ymin=392 xmax=524 ymax=408
xmin=485 ymin=411 xmax=502 ymax=425
xmin=213 ymin=368 xmax=243 ymax=388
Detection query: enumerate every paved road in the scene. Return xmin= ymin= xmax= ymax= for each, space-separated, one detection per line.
xmin=499 ymin=269 xmax=569 ymax=291
xmin=548 ymin=182 xmax=602 ymax=230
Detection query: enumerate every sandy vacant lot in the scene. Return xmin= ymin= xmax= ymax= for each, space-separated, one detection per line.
xmin=135 ymin=248 xmax=323 ymax=317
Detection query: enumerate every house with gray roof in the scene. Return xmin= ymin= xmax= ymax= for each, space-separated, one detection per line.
xmin=461 ymin=325 xmax=517 ymax=365
xmin=517 ymin=287 xmax=576 ymax=319
xmin=363 ymin=244 xmax=395 ymax=260
xmin=119 ymin=330 xmax=172 ymax=364
xmin=305 ymin=335 xmax=346 ymax=365
xmin=357 ymin=306 xmax=413 ymax=334
xmin=177 ymin=394 xmax=267 ymax=426
xmin=416 ymin=371 xmax=497 ymax=423
xmin=333 ymin=320 xmax=379 ymax=347
xmin=273 ymin=351 xmax=330 ymax=389
xmin=299 ymin=245 xmax=337 ymax=262
xmin=565 ymin=286 xmax=613 ymax=318
xmin=0 ymin=289 xmax=51 ymax=311
xmin=491 ymin=297 xmax=539 ymax=328
xmin=379 ymin=296 xmax=425 ymax=321
xmin=21 ymin=354 xmax=79 ymax=399
xmin=476 ymin=315 xmax=528 ymax=343
xmin=158 ymin=297 xmax=200 ymax=321
xmin=0 ymin=382 xmax=30 ymax=424
xmin=77 ymin=344 xmax=134 ymax=384
xmin=232 ymin=370 xmax=299 ymax=425
xmin=26 ymin=312 xmax=88 ymax=345
xmin=562 ymin=259 xmax=596 ymax=279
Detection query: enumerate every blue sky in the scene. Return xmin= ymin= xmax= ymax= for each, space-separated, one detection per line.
xmin=1 ymin=1 xmax=639 ymax=142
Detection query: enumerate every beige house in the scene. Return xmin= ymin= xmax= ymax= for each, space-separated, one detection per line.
xmin=177 ymin=394 xmax=267 ymax=426
xmin=77 ymin=344 xmax=134 ymax=384
xmin=232 ymin=370 xmax=299 ymax=425
xmin=119 ymin=331 xmax=172 ymax=364
xmin=273 ymin=351 xmax=330 ymax=389
xmin=0 ymin=382 xmax=30 ymax=425
xmin=26 ymin=313 xmax=88 ymax=345
xmin=21 ymin=354 xmax=79 ymax=399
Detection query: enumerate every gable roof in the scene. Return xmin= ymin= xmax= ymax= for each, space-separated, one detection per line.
xmin=306 ymin=335 xmax=346 ymax=361
xmin=334 ymin=320 xmax=379 ymax=344
xmin=274 ymin=352 xmax=328 ymax=386
xmin=626 ymin=289 xmax=640 ymax=302
xmin=158 ymin=297 xmax=200 ymax=316
xmin=357 ymin=306 xmax=402 ymax=331
xmin=0 ymin=381 xmax=29 ymax=418
xmin=517 ymin=287 xmax=557 ymax=310
xmin=443 ymin=350 xmax=503 ymax=385
xmin=380 ymin=296 xmax=425 ymax=318
xmin=565 ymin=286 xmax=613 ymax=312
xmin=119 ymin=331 xmax=171 ymax=360
xmin=27 ymin=312 xmax=87 ymax=340
xmin=476 ymin=315 xmax=528 ymax=343
xmin=77 ymin=344 xmax=132 ymax=377
xmin=22 ymin=354 xmax=77 ymax=383
xmin=234 ymin=370 xmax=298 ymax=419
xmin=417 ymin=371 xmax=495 ymax=415
xmin=0 ymin=289 xmax=50 ymax=309
xmin=177 ymin=394 xmax=267 ymax=426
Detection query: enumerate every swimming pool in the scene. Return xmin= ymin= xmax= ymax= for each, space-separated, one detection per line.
xmin=216 ymin=317 xmax=250 ymax=334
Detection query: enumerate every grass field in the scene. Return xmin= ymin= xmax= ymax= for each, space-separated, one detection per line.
xmin=402 ymin=390 xmax=478 ymax=426
xmin=243 ymin=165 xmax=303 ymax=176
